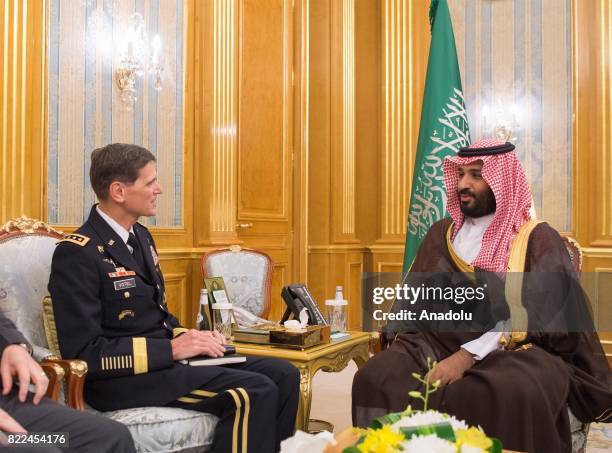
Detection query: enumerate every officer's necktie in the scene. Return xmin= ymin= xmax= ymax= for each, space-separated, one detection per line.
xmin=127 ymin=232 xmax=146 ymax=274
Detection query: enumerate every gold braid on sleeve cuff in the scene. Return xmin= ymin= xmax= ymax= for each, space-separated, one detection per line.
xmin=173 ymin=328 xmax=189 ymax=338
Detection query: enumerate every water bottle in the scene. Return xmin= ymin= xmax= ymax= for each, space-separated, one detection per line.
xmin=196 ymin=289 xmax=211 ymax=331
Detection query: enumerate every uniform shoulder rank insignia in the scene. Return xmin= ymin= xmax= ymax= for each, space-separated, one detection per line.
xmin=58 ymin=233 xmax=90 ymax=247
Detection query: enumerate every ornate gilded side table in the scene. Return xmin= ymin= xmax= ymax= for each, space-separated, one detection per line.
xmin=233 ymin=331 xmax=374 ymax=432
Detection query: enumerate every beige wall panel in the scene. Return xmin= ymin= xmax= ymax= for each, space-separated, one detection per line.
xmin=57 ymin=1 xmax=85 ymax=223
xmin=110 ymin=0 xmax=135 ymax=144
xmin=156 ymin=0 xmax=179 ymax=226
xmin=541 ymin=0 xmax=570 ymax=230
xmin=237 ymin=0 xmax=288 ymax=218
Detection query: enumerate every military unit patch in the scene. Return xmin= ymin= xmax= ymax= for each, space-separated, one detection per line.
xmin=58 ymin=233 xmax=90 ymax=247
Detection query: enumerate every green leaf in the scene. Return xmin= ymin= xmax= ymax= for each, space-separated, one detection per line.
xmin=342 ymin=447 xmax=361 ymax=453
xmin=411 ymin=372 xmax=421 ymax=379
xmin=488 ymin=438 xmax=503 ymax=453
xmin=399 ymin=422 xmax=456 ymax=442
xmin=369 ymin=412 xmax=404 ymax=429
xmin=408 ymin=391 xmax=422 ymax=398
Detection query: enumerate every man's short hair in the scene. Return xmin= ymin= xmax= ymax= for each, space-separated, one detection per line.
xmin=90 ymin=143 xmax=156 ymax=201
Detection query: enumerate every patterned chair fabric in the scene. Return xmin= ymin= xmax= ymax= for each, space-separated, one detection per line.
xmin=0 ymin=217 xmax=216 ymax=453
xmin=0 ymin=221 xmax=62 ymax=361
xmin=201 ymin=246 xmax=274 ymax=319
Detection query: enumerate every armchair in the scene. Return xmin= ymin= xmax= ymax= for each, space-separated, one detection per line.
xmin=0 ymin=217 xmax=80 ymax=401
xmin=200 ymin=245 xmax=274 ymax=319
xmin=0 ymin=217 xmax=216 ymax=453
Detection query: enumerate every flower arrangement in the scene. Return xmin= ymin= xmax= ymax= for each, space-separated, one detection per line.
xmin=331 ymin=358 xmax=502 ymax=453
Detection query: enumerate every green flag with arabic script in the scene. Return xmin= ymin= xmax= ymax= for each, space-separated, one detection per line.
xmin=402 ymin=0 xmax=470 ymax=272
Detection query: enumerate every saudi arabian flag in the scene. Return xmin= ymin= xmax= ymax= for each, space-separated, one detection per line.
xmin=402 ymin=0 xmax=470 ymax=273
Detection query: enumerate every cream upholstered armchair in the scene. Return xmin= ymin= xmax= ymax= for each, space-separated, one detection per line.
xmin=201 ymin=245 xmax=274 ymax=319
xmin=0 ymin=218 xmax=71 ymax=401
xmin=0 ymin=217 xmax=217 ymax=453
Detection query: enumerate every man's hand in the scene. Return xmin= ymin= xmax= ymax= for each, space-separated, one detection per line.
xmin=0 ymin=345 xmax=48 ymax=404
xmin=426 ymin=348 xmax=475 ymax=387
xmin=0 ymin=408 xmax=26 ymax=433
xmin=171 ymin=330 xmax=226 ymax=361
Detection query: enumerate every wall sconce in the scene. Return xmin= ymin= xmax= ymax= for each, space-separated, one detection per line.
xmin=114 ymin=13 xmax=163 ymax=108
xmin=482 ymin=99 xmax=521 ymax=142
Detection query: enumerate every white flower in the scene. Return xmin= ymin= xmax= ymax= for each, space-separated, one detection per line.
xmin=279 ymin=430 xmax=334 ymax=453
xmin=401 ymin=434 xmax=456 ymax=453
xmin=391 ymin=410 xmax=469 ymax=432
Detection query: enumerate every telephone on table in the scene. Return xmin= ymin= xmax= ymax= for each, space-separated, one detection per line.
xmin=280 ymin=284 xmax=327 ymax=326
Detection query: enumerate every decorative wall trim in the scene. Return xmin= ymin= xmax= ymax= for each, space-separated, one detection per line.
xmin=342 ymin=0 xmax=355 ymax=235
xmin=211 ymin=0 xmax=237 ymax=234
xmin=379 ymin=0 xmax=420 ymax=239
xmin=293 ymin=0 xmax=309 ymax=281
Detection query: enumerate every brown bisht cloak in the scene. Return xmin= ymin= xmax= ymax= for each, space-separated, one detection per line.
xmin=352 ymin=218 xmax=611 ymax=453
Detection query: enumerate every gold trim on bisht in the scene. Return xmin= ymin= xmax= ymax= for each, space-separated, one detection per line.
xmin=446 ymin=222 xmax=476 ymax=275
xmin=503 ymin=219 xmax=544 ymax=349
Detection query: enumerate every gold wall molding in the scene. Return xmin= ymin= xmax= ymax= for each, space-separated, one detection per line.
xmin=163 ymin=272 xmax=189 ymax=327
xmin=581 ymin=248 xmax=612 ymax=259
xmin=211 ymin=0 xmax=238 ymax=239
xmin=574 ymin=0 xmax=612 ymax=249
xmin=293 ymin=0 xmax=309 ymax=282
xmin=0 ymin=0 xmax=46 ymax=221
xmin=308 ymin=245 xmax=368 ymax=254
xmin=330 ymin=0 xmax=356 ymax=240
xmin=378 ymin=0 xmax=427 ymax=241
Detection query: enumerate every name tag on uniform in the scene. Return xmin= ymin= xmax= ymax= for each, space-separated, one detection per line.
xmin=108 ymin=270 xmax=136 ymax=278
xmin=114 ymin=278 xmax=136 ymax=291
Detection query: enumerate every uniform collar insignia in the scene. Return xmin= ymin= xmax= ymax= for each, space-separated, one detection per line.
xmin=97 ymin=245 xmax=105 ymax=253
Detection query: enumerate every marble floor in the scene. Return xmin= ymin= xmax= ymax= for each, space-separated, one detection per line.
xmin=310 ymin=361 xmax=611 ymax=452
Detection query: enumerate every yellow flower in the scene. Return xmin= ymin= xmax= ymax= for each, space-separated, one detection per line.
xmin=357 ymin=425 xmax=405 ymax=453
xmin=455 ymin=427 xmax=493 ymax=451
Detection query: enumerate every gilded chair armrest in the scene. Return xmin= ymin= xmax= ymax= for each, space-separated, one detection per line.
xmin=45 ymin=357 xmax=88 ymax=411
xmin=39 ymin=361 xmax=65 ymax=402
